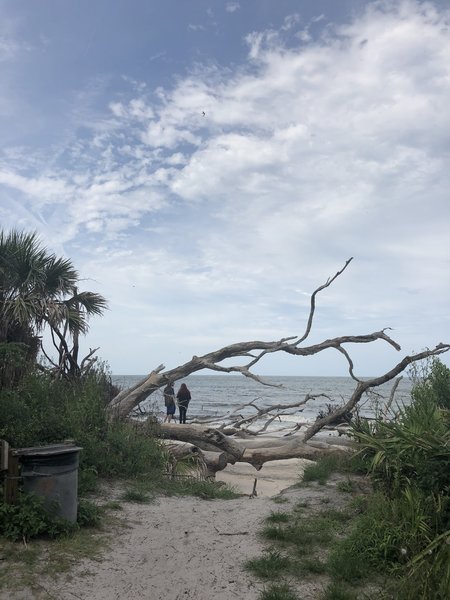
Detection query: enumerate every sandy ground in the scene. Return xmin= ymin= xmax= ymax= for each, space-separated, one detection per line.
xmin=216 ymin=458 xmax=309 ymax=496
xmin=4 ymin=459 xmax=329 ymax=600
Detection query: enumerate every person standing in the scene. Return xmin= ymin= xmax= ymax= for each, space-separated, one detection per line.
xmin=163 ymin=381 xmax=176 ymax=423
xmin=176 ymin=383 xmax=191 ymax=424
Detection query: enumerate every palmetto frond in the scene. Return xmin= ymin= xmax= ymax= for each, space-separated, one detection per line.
xmin=40 ymin=256 xmax=78 ymax=296
xmin=0 ymin=228 xmax=107 ymax=342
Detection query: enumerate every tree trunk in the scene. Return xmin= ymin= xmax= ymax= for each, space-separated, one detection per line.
xmin=157 ymin=423 xmax=349 ymax=470
xmin=161 ymin=440 xmax=229 ymax=478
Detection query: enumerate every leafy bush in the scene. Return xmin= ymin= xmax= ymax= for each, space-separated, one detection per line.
xmin=0 ymin=493 xmax=76 ymax=541
xmin=330 ymin=358 xmax=450 ymax=598
xmin=0 ymin=366 xmax=166 ymax=492
xmin=76 ymin=499 xmax=103 ymax=528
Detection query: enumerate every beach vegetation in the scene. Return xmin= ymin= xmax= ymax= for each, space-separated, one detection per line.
xmin=157 ymin=477 xmax=240 ymax=499
xmin=245 ymin=548 xmax=291 ymax=579
xmin=336 ymin=478 xmax=354 ymax=493
xmin=335 ymin=357 xmax=450 ymax=599
xmin=321 ymin=582 xmax=359 ymax=600
xmin=249 ymin=359 xmax=450 ymax=600
xmin=121 ymin=488 xmax=154 ymax=503
xmin=266 ymin=511 xmax=291 ymax=523
xmin=316 ymin=402 xmax=353 ymax=425
xmin=260 ymin=583 xmax=300 ymax=600
xmin=301 ymin=453 xmax=359 ymax=485
xmin=272 ymin=496 xmax=290 ymax=504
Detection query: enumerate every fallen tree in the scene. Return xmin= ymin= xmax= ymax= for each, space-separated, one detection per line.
xmin=109 ymin=258 xmax=450 ymax=471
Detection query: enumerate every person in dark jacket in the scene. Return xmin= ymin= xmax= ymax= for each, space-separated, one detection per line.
xmin=163 ymin=382 xmax=176 ymax=423
xmin=176 ymin=383 xmax=191 ymax=424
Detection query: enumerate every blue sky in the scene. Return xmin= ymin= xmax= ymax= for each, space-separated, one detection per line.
xmin=1 ymin=0 xmax=449 ymax=376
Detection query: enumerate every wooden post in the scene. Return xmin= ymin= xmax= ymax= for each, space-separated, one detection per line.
xmin=0 ymin=440 xmax=8 ymax=471
xmin=4 ymin=450 xmax=20 ymax=505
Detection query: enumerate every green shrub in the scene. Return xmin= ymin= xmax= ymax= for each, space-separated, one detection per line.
xmin=329 ymin=359 xmax=450 ymax=598
xmin=0 ymin=493 xmax=76 ymax=541
xmin=411 ymin=358 xmax=450 ymax=410
xmin=76 ymin=499 xmax=103 ymax=528
xmin=0 ymin=366 xmax=166 ymax=492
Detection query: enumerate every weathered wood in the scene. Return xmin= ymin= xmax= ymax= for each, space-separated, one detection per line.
xmin=161 ymin=440 xmax=200 ymax=459
xmin=106 ymin=258 xmax=450 ymax=444
xmin=157 ymin=422 xmax=351 ymax=470
xmin=199 ymin=450 xmax=228 ymax=478
xmin=104 ymin=259 xmax=449 ymax=473
xmin=0 ymin=440 xmax=9 ymax=471
xmin=158 ymin=423 xmax=245 ymax=464
xmin=161 ymin=439 xmax=228 ymax=478
xmin=241 ymin=441 xmax=344 ymax=470
xmin=4 ymin=450 xmax=20 ymax=504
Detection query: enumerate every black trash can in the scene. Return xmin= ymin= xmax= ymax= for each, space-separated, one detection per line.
xmin=16 ymin=444 xmax=82 ymax=523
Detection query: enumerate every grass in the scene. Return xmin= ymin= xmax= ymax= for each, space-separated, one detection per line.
xmin=158 ymin=477 xmax=240 ymax=500
xmin=260 ymin=583 xmax=300 ymax=600
xmin=121 ymin=488 xmax=153 ymax=503
xmin=272 ymin=496 xmax=290 ymax=505
xmin=266 ymin=512 xmax=291 ymax=524
xmin=247 ymin=462 xmax=379 ymax=600
xmin=298 ymin=557 xmax=327 ymax=575
xmin=336 ymin=478 xmax=354 ymax=493
xmin=321 ymin=581 xmax=359 ymax=600
xmin=262 ymin=506 xmax=351 ymax=549
xmin=301 ymin=454 xmax=359 ymax=486
xmin=0 ymin=524 xmax=110 ymax=592
xmin=245 ymin=548 xmax=291 ymax=579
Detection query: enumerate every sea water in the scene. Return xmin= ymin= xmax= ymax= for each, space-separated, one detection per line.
xmin=112 ymin=374 xmax=413 ymax=430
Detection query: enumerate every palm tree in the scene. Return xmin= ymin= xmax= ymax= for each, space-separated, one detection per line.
xmin=0 ymin=229 xmax=107 ymax=381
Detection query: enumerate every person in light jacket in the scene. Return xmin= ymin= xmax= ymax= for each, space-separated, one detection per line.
xmin=163 ymin=382 xmax=176 ymax=423
xmin=176 ymin=383 xmax=191 ymax=424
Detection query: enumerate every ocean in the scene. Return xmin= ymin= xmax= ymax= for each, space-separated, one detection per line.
xmin=111 ymin=374 xmax=413 ymax=431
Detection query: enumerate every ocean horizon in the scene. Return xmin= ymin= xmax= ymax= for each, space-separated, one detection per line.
xmin=112 ymin=374 xmax=413 ymax=428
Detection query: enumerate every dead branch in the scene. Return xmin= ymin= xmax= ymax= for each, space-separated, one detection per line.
xmin=302 ymin=344 xmax=450 ymax=442
xmin=105 ymin=259 xmax=450 ymax=471
xmin=382 ymin=376 xmax=402 ymax=420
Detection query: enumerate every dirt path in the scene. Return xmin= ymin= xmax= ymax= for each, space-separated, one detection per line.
xmin=3 ymin=461 xmax=361 ymax=600
xmin=53 ymin=495 xmax=274 ymax=600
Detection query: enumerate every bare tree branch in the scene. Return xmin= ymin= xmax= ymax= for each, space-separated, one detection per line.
xmin=296 ymin=257 xmax=354 ymax=345
xmin=302 ymin=344 xmax=450 ymax=442
xmin=105 ymin=257 xmax=450 ymax=474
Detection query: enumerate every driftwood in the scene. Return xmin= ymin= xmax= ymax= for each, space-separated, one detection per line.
xmin=158 ymin=423 xmax=350 ymax=470
xmin=107 ymin=259 xmax=450 ymax=471
xmin=161 ymin=439 xmax=228 ymax=478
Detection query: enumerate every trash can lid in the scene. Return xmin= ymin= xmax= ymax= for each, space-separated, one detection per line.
xmin=12 ymin=443 xmax=82 ymax=457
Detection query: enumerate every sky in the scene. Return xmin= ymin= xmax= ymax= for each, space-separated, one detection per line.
xmin=0 ymin=0 xmax=449 ymax=377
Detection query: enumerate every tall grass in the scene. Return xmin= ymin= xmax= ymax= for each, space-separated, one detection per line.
xmin=332 ymin=358 xmax=450 ymax=599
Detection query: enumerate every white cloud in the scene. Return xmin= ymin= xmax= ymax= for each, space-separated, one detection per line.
xmin=225 ymin=2 xmax=240 ymax=13
xmin=188 ymin=24 xmax=205 ymax=32
xmin=1 ymin=0 xmax=450 ymax=374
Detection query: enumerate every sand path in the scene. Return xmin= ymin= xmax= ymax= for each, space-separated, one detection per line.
xmin=4 ymin=459 xmax=337 ymax=600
